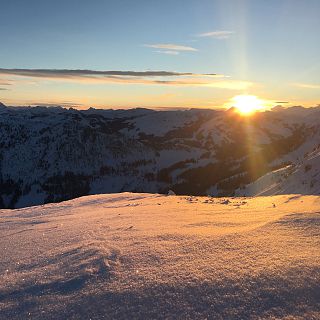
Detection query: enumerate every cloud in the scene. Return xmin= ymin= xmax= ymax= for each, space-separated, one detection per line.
xmin=144 ymin=43 xmax=197 ymax=52
xmin=0 ymin=68 xmax=204 ymax=78
xmin=0 ymin=80 xmax=12 ymax=86
xmin=0 ymin=68 xmax=219 ymax=82
xmin=275 ymin=101 xmax=289 ymax=104
xmin=197 ymin=30 xmax=234 ymax=39
xmin=0 ymin=68 xmax=252 ymax=90
xmin=0 ymin=87 xmax=9 ymax=90
xmin=29 ymin=101 xmax=84 ymax=107
xmin=293 ymin=83 xmax=320 ymax=89
xmin=155 ymin=50 xmax=180 ymax=55
xmin=204 ymin=80 xmax=253 ymax=90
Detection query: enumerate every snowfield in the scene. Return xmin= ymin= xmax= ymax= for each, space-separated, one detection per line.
xmin=1 ymin=193 xmax=320 ymax=319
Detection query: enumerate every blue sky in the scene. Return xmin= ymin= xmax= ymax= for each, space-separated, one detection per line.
xmin=0 ymin=0 xmax=319 ymax=108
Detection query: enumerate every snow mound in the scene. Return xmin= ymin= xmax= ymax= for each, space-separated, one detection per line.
xmin=0 ymin=193 xmax=320 ymax=319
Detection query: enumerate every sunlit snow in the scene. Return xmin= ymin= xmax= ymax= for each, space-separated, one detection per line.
xmin=1 ymin=193 xmax=320 ymax=319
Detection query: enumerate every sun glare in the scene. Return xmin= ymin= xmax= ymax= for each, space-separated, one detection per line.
xmin=232 ymin=95 xmax=264 ymax=115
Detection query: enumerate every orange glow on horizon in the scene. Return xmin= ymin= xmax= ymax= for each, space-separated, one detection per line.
xmin=231 ymin=95 xmax=266 ymax=115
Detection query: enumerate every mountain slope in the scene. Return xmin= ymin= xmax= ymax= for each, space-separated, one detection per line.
xmin=0 ymin=103 xmax=319 ymax=208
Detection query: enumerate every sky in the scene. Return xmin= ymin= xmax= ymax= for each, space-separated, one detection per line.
xmin=0 ymin=0 xmax=319 ymax=109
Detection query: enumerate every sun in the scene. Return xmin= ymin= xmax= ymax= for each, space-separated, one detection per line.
xmin=231 ymin=95 xmax=264 ymax=115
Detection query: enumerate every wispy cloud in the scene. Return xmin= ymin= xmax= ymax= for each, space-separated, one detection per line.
xmin=204 ymin=80 xmax=253 ymax=90
xmin=29 ymin=101 xmax=84 ymax=107
xmin=0 ymin=68 xmax=252 ymax=90
xmin=0 ymin=87 xmax=9 ymax=90
xmin=0 ymin=68 xmax=205 ymax=78
xmin=0 ymin=79 xmax=12 ymax=86
xmin=197 ymin=30 xmax=234 ymax=39
xmin=155 ymin=50 xmax=180 ymax=55
xmin=144 ymin=43 xmax=197 ymax=52
xmin=293 ymin=83 xmax=320 ymax=89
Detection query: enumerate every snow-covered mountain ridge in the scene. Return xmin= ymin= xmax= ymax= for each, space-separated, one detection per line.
xmin=1 ymin=103 xmax=320 ymax=208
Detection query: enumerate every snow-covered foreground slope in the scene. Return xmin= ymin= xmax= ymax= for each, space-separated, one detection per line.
xmin=1 ymin=193 xmax=320 ymax=319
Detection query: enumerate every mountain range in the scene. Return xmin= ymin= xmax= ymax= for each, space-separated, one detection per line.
xmin=1 ymin=102 xmax=319 ymax=208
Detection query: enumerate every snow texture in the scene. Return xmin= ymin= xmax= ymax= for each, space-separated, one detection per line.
xmin=1 ymin=193 xmax=320 ymax=319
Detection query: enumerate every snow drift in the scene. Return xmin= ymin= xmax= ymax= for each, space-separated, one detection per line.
xmin=1 ymin=193 xmax=320 ymax=319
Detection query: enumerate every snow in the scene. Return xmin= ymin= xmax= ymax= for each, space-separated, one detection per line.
xmin=237 ymin=148 xmax=320 ymax=196
xmin=1 ymin=103 xmax=320 ymax=208
xmin=1 ymin=192 xmax=320 ymax=319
